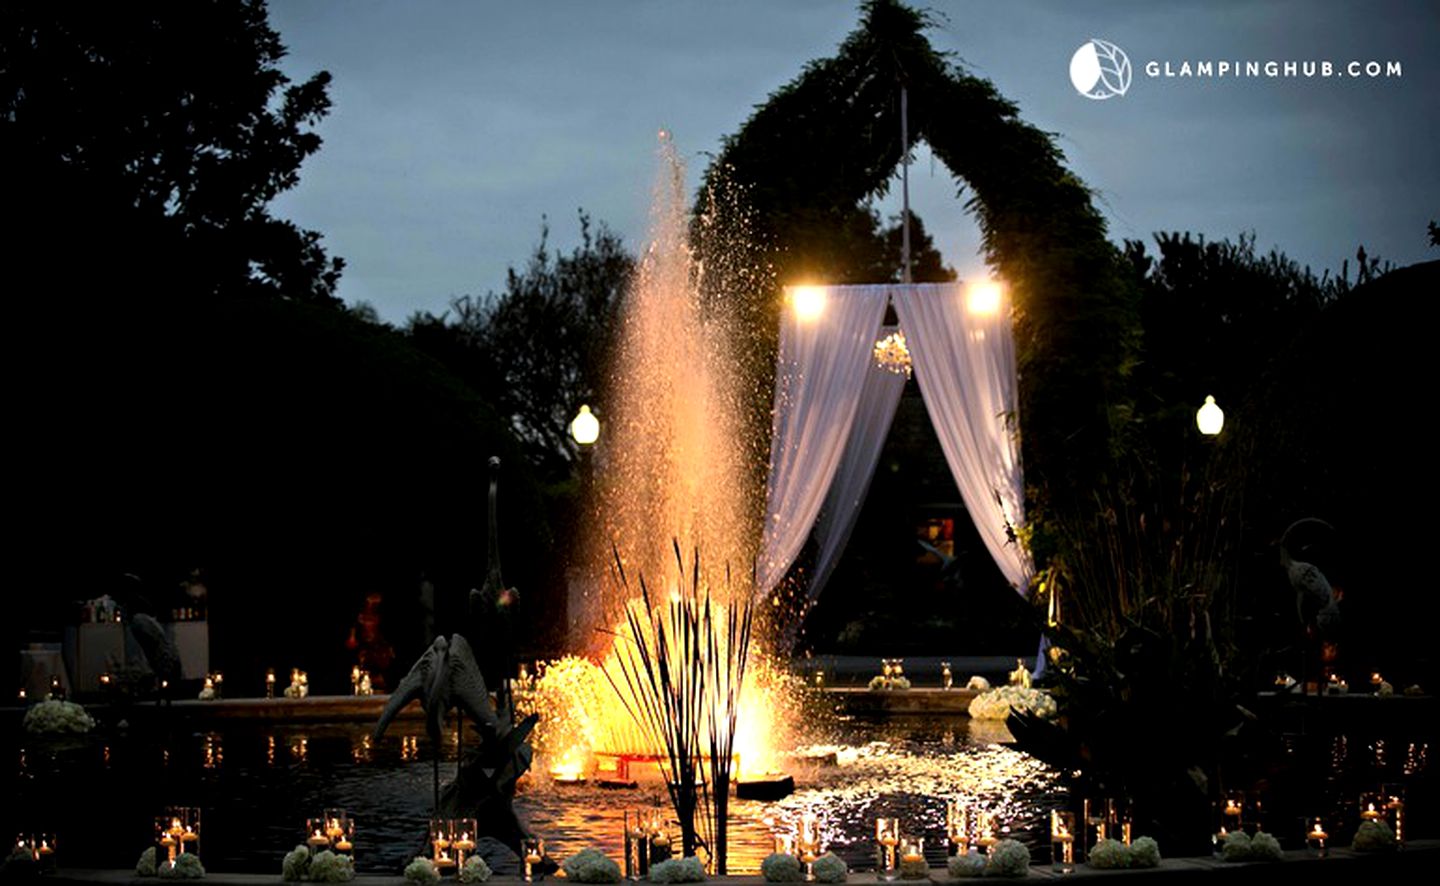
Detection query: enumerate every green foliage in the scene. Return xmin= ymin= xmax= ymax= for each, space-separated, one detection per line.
xmin=2 ymin=0 xmax=344 ymax=304
xmin=407 ymin=212 xmax=633 ymax=483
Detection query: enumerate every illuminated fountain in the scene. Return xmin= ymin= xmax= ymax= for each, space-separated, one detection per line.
xmin=527 ymin=134 xmax=794 ymax=786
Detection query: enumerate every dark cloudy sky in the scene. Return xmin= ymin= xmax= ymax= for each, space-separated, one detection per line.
xmin=267 ymin=1 xmax=1439 ymax=322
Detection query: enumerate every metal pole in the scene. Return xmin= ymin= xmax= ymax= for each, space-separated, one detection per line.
xmin=900 ymin=84 xmax=912 ymax=284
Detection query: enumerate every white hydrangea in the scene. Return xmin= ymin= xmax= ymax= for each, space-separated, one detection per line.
xmin=308 ymin=850 xmax=355 ymax=883
xmin=760 ymin=853 xmax=802 ymax=883
xmin=23 ymin=699 xmax=96 ymax=734
xmin=811 ymin=852 xmax=847 ymax=883
xmin=946 ymin=851 xmax=986 ymax=878
xmin=967 ymin=686 xmax=1057 ymax=720
xmin=648 ymin=857 xmax=705 ymax=883
xmin=1129 ymin=836 xmax=1160 ymax=868
xmin=458 ymin=855 xmax=493 ymax=883
xmin=1086 ymin=838 xmax=1129 ymax=869
xmin=562 ymin=848 xmax=620 ymax=884
xmin=404 ymin=857 xmax=440 ymax=884
xmin=984 ymin=839 xmax=1031 ymax=877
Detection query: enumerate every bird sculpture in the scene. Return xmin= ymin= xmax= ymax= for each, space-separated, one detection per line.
xmin=1279 ymin=518 xmax=1342 ymax=692
xmin=469 ymin=457 xmax=521 ymax=717
xmin=1279 ymin=519 xmax=1341 ymax=640
xmin=373 ymin=633 xmax=499 ymax=813
xmin=129 ymin=612 xmax=181 ymax=703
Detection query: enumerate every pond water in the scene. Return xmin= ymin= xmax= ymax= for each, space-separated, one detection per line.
xmin=2 ymin=714 xmax=1063 ymax=874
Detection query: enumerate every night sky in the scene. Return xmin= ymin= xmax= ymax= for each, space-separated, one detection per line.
xmin=266 ymin=0 xmax=1439 ymax=322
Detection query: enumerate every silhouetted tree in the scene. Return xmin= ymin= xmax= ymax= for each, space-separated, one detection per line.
xmin=407 ymin=212 xmax=634 ymax=482
xmin=2 ymin=0 xmax=343 ymax=304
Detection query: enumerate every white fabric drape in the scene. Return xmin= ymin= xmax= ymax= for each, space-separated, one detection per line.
xmin=756 ymin=286 xmax=891 ymax=596
xmin=892 ymin=283 xmax=1033 ymax=591
xmin=798 ymin=340 xmax=908 ymax=627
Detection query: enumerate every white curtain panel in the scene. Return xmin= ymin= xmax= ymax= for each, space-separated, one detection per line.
xmin=785 ymin=340 xmax=908 ymax=644
xmin=892 ymin=283 xmax=1034 ymax=593
xmin=757 ymin=285 xmax=891 ymax=596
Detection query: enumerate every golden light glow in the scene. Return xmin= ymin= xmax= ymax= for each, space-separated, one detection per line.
xmin=966 ymin=280 xmax=1003 ymax=316
xmin=570 ymin=404 xmax=600 ymax=445
xmin=549 ymin=746 xmax=588 ymax=783
xmin=1196 ymin=395 xmax=1224 ymax=436
xmin=789 ymin=286 xmax=826 ymax=322
xmin=872 ymin=330 xmax=913 ymax=377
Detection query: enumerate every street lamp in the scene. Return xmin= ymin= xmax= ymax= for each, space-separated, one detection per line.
xmin=1196 ymin=395 xmax=1224 ymax=436
xmin=570 ymin=404 xmax=600 ymax=446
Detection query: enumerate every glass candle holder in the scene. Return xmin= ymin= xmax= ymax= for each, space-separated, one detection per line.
xmin=156 ymin=808 xmax=201 ymax=870
xmin=306 ymin=818 xmax=333 ymax=853
xmin=1051 ymin=810 xmax=1076 ymax=873
xmin=975 ymin=811 xmax=999 ymax=856
xmin=941 ymin=662 xmax=953 ymax=690
xmin=452 ymin=818 xmax=477 ymax=867
xmin=623 ymin=811 xmax=652 ymax=880
xmin=1359 ymin=792 xmax=1385 ymax=826
xmin=522 ymin=837 xmax=544 ymax=883
xmin=1381 ymin=785 xmax=1406 ymax=846
xmin=430 ymin=819 xmax=456 ymax=871
xmin=797 ymin=812 xmax=823 ymax=878
xmin=898 ymin=838 xmax=926 ymax=880
xmin=874 ymin=817 xmax=900 ymax=881
xmin=334 ymin=818 xmax=355 ymax=856
xmin=1082 ymin=798 xmax=1113 ymax=859
xmin=265 ymin=668 xmax=276 ymax=699
xmin=34 ymin=834 xmax=56 ymax=872
xmin=945 ymin=800 xmax=971 ymax=856
xmin=1304 ymin=817 xmax=1329 ymax=858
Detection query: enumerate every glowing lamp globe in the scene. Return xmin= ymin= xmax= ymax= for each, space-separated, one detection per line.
xmin=1196 ymin=395 xmax=1224 ymax=436
xmin=790 ymin=286 xmax=826 ymax=322
xmin=570 ymin=404 xmax=600 ymax=446
xmin=966 ymin=281 xmax=1003 ymax=316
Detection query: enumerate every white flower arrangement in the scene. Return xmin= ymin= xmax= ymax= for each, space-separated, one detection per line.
xmin=159 ymin=853 xmax=206 ymax=879
xmin=1129 ymin=836 xmax=1161 ymax=868
xmin=1220 ymin=831 xmax=1251 ymax=862
xmin=984 ymin=839 xmax=1030 ymax=877
xmin=811 ymin=852 xmax=847 ymax=883
xmin=404 ymin=857 xmax=441 ymax=884
xmin=1086 ymin=839 xmax=1129 ymax=869
xmin=458 ymin=856 xmax=493 ymax=884
xmin=1352 ymin=820 xmax=1396 ymax=852
xmin=562 ymin=848 xmax=620 ymax=884
xmin=967 ymin=686 xmax=1056 ymax=721
xmin=1249 ymin=832 xmax=1282 ymax=861
xmin=308 ymin=850 xmax=355 ymax=883
xmin=282 ymin=846 xmax=311 ymax=881
xmin=867 ymin=675 xmax=912 ymax=691
xmin=964 ymin=676 xmax=991 ymax=692
xmin=946 ymin=851 xmax=986 ymax=879
xmin=136 ymin=847 xmax=159 ymax=877
xmin=647 ymin=856 xmax=705 ymax=883
xmin=1222 ymin=830 xmax=1281 ymax=862
xmin=760 ymin=852 xmax=803 ymax=883
xmin=23 ymin=699 xmax=96 ymax=735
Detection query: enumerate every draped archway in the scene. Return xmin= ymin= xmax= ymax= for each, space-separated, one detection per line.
xmin=698 ymin=0 xmax=1140 ymax=582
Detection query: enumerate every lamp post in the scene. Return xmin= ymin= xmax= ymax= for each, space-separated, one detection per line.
xmin=1196 ymin=395 xmax=1224 ymax=436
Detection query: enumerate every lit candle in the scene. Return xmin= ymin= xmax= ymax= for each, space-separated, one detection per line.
xmin=1361 ymin=803 xmax=1380 ymax=821
xmin=335 ymin=839 xmax=353 ymax=853
xmin=308 ymin=831 xmax=330 ymax=848
xmin=37 ymin=841 xmax=54 ymax=856
xmin=454 ymin=833 xmax=476 ymax=852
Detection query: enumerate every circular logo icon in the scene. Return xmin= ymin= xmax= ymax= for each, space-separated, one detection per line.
xmin=1070 ymin=38 xmax=1132 ymax=99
